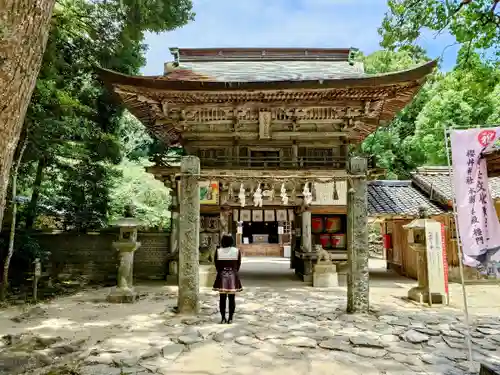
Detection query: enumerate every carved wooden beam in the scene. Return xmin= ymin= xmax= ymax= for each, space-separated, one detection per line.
xmin=182 ymin=131 xmax=349 ymax=141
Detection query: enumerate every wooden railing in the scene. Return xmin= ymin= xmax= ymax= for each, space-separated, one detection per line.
xmin=152 ymin=154 xmax=377 ymax=170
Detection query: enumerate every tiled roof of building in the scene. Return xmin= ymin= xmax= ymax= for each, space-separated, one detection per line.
xmin=167 ymin=47 xmax=365 ymax=82
xmin=174 ymin=61 xmax=365 ymax=82
xmin=368 ymin=180 xmax=445 ymax=217
xmin=411 ymin=166 xmax=500 ymax=206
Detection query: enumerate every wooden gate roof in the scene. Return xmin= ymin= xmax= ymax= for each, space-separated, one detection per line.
xmin=97 ymin=48 xmax=437 ymax=144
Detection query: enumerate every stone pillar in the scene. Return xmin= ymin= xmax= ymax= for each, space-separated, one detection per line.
xmin=301 ymin=210 xmax=312 ymax=252
xmin=177 ymin=156 xmax=200 ymax=314
xmin=347 ymin=157 xmax=369 ymax=314
xmin=169 ymin=183 xmax=179 ymax=280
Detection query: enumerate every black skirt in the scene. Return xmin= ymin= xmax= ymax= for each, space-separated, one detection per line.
xmin=213 ymin=268 xmax=243 ymax=293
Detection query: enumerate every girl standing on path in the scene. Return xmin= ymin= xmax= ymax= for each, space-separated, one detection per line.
xmin=213 ymin=234 xmax=243 ymax=324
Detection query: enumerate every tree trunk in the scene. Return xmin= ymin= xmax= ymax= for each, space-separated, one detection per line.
xmin=0 ymin=136 xmax=27 ymax=301
xmin=0 ymin=0 xmax=56 ymax=230
xmin=25 ymin=158 xmax=46 ymax=228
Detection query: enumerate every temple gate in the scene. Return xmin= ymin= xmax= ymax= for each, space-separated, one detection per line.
xmin=99 ymin=47 xmax=435 ymax=313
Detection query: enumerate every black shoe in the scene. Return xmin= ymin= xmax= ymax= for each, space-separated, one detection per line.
xmin=220 ymin=318 xmax=227 ymax=324
xmin=227 ymin=318 xmax=233 ymax=324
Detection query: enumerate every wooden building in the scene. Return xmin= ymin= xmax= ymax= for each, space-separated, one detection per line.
xmin=99 ymin=47 xmax=435 ymax=282
xmin=370 ymin=166 xmax=500 ymax=282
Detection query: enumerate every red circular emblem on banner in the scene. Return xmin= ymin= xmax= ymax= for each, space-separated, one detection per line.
xmin=478 ymin=130 xmax=496 ymax=146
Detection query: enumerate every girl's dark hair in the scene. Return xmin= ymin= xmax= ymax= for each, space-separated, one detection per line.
xmin=221 ymin=234 xmax=234 ymax=248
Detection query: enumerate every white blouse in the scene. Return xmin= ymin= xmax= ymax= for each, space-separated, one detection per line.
xmin=217 ymin=246 xmax=239 ymax=260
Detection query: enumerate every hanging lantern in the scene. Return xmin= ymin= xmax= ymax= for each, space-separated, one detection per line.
xmin=332 ymin=180 xmax=339 ymax=201
xmin=238 ymin=184 xmax=246 ymax=207
xmin=280 ymin=183 xmax=289 ymax=205
xmin=303 ymin=182 xmax=313 ymax=206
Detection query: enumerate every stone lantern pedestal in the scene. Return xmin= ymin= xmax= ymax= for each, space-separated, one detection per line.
xmin=313 ymin=245 xmax=339 ymax=287
xmin=313 ymin=263 xmax=339 ymax=287
xmin=107 ymin=216 xmax=142 ymax=303
xmin=404 ymin=208 xmax=448 ymax=306
xmin=199 ymin=245 xmax=217 ymax=288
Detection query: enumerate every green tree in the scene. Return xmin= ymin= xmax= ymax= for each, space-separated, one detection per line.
xmin=359 ymin=49 xmax=435 ymax=178
xmin=109 ymin=160 xmax=171 ymax=230
xmin=0 ymin=0 xmax=194 ymax=229
xmin=380 ymin=0 xmax=500 ymax=59
xmin=19 ymin=0 xmax=193 ymax=230
xmin=411 ymin=49 xmax=500 ymax=165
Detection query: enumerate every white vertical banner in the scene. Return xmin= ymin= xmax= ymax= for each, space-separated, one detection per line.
xmin=450 ymin=128 xmax=500 ymax=269
xmin=424 ymin=220 xmax=448 ymax=303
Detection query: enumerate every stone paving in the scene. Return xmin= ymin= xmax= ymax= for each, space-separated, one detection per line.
xmin=0 ymin=258 xmax=500 ymax=375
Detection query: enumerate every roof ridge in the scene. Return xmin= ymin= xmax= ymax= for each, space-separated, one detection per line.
xmin=169 ymin=47 xmax=357 ymax=63
xmin=368 ymin=180 xmax=411 ymax=187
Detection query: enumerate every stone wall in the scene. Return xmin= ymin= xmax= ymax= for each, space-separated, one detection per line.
xmin=34 ymin=231 xmax=170 ymax=282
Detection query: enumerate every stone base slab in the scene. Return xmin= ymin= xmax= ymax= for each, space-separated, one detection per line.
xmin=106 ymin=287 xmax=138 ymax=303
xmin=295 ymin=271 xmax=313 ymax=284
xmin=408 ymin=286 xmax=448 ymax=305
xmin=199 ymin=264 xmax=217 ymax=288
xmin=166 ymin=275 xmax=178 ymax=284
xmin=313 ymin=264 xmax=339 ymax=287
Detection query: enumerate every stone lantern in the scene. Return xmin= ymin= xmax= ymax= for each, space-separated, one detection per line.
xmin=403 ymin=207 xmax=448 ymax=305
xmin=107 ymin=205 xmax=142 ymax=303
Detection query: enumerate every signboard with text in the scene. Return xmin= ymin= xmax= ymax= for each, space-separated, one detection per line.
xmin=450 ymin=128 xmax=500 ymax=270
xmin=424 ymin=221 xmax=449 ymax=303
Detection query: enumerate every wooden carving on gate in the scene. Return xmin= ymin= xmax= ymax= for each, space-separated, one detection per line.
xmin=220 ymin=212 xmax=229 ymax=234
xmin=206 ymin=217 xmax=219 ymax=232
xmin=200 ymin=232 xmax=211 ymax=248
xmin=259 ymin=111 xmax=271 ymax=139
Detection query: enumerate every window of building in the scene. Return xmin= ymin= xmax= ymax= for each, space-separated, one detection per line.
xmin=249 ymin=150 xmax=280 ymax=167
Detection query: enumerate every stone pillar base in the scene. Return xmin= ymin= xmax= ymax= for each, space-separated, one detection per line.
xmin=167 ymin=260 xmax=178 ymax=283
xmin=106 ymin=287 xmax=138 ymax=303
xmin=408 ymin=286 xmax=448 ymax=305
xmin=166 ymin=275 xmax=178 ymax=284
xmin=313 ymin=263 xmax=339 ymax=287
xmin=199 ymin=264 xmax=217 ymax=288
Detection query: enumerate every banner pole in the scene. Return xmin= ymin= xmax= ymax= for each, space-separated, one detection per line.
xmin=444 ymin=126 xmax=474 ymax=365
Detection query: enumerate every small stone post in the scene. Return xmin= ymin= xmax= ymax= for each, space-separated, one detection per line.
xmin=404 ymin=207 xmax=448 ymax=305
xmin=33 ymin=258 xmax=41 ymax=303
xmin=177 ymin=156 xmax=200 ymax=314
xmin=347 ymin=157 xmax=369 ymax=314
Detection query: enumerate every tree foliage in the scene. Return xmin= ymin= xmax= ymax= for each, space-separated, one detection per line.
xmin=358 ymin=49 xmax=435 ymax=178
xmin=380 ymin=0 xmax=500 ymax=59
xmin=361 ymin=47 xmax=500 ymax=177
xmin=109 ymin=160 xmax=171 ymax=230
xmin=411 ymin=49 xmax=500 ymax=164
xmin=17 ymin=0 xmax=193 ymax=230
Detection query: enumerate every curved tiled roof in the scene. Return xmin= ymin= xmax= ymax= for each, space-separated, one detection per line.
xmin=411 ymin=166 xmax=500 ymax=206
xmin=98 ymin=59 xmax=436 ymax=91
xmin=368 ymin=180 xmax=445 ymax=217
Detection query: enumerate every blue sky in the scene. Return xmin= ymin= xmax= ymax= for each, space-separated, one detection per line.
xmin=141 ymin=0 xmax=460 ymax=76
